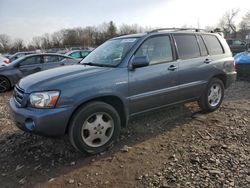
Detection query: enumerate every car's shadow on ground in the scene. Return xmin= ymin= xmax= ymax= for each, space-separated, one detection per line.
xmin=0 ymin=102 xmax=199 ymax=188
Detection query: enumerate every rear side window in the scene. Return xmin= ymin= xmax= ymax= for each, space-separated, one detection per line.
xmin=202 ymin=35 xmax=224 ymax=55
xmin=174 ymin=35 xmax=200 ymax=59
xmin=70 ymin=52 xmax=81 ymax=58
xmin=81 ymin=51 xmax=90 ymax=58
xmin=135 ymin=35 xmax=173 ymax=65
xmin=43 ymin=55 xmax=60 ymax=63
xmin=197 ymin=35 xmax=208 ymax=56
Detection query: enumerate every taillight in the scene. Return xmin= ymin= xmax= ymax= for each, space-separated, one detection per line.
xmin=232 ymin=60 xmax=236 ymax=71
xmin=3 ymin=58 xmax=9 ymax=64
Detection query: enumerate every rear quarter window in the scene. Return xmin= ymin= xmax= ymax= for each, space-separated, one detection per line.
xmin=202 ymin=35 xmax=224 ymax=55
xmin=174 ymin=34 xmax=200 ymax=59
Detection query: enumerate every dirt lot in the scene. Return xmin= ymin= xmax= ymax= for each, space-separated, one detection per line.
xmin=0 ymin=81 xmax=250 ymax=188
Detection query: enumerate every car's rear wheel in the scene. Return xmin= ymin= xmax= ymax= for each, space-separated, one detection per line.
xmin=69 ymin=101 xmax=121 ymax=154
xmin=0 ymin=76 xmax=10 ymax=92
xmin=198 ymin=78 xmax=224 ymax=112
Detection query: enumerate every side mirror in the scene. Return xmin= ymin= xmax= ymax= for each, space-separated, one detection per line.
xmin=131 ymin=56 xmax=149 ymax=68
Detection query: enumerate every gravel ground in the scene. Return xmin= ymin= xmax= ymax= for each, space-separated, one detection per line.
xmin=0 ymin=81 xmax=249 ymax=188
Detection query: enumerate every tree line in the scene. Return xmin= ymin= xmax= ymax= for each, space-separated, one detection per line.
xmin=0 ymin=21 xmax=146 ymax=53
xmin=0 ymin=9 xmax=249 ymax=54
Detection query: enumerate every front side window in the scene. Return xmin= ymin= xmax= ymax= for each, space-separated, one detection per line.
xmin=20 ymin=56 xmax=41 ymax=66
xmin=202 ymin=35 xmax=224 ymax=55
xmin=81 ymin=38 xmax=138 ymax=67
xmin=174 ymin=34 xmax=200 ymax=59
xmin=134 ymin=35 xmax=173 ymax=65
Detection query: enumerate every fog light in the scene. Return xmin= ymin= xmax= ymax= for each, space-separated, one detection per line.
xmin=25 ymin=119 xmax=35 ymax=131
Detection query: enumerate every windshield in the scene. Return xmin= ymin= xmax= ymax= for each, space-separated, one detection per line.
xmin=81 ymin=38 xmax=138 ymax=67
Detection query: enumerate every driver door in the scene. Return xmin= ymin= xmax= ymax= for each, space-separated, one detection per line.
xmin=128 ymin=35 xmax=179 ymax=115
xmin=18 ymin=56 xmax=43 ymax=77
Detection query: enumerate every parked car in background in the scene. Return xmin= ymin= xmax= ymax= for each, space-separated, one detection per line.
xmin=0 ymin=55 xmax=10 ymax=66
xmin=10 ymin=28 xmax=236 ymax=154
xmin=234 ymin=43 xmax=250 ymax=80
xmin=65 ymin=49 xmax=92 ymax=59
xmin=8 ymin=51 xmax=37 ymax=62
xmin=226 ymin=39 xmax=247 ymax=55
xmin=0 ymin=53 xmax=79 ymax=92
xmin=3 ymin=54 xmax=11 ymax=59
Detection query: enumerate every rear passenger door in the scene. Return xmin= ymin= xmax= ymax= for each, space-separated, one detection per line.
xmin=174 ymin=34 xmax=213 ymax=101
xmin=42 ymin=55 xmax=64 ymax=70
xmin=128 ymin=35 xmax=179 ymax=115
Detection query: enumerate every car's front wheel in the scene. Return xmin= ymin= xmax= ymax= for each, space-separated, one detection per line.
xmin=198 ymin=78 xmax=224 ymax=112
xmin=0 ymin=76 xmax=11 ymax=92
xmin=69 ymin=101 xmax=121 ymax=154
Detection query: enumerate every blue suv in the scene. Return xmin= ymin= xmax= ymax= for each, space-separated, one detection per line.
xmin=10 ymin=28 xmax=236 ymax=154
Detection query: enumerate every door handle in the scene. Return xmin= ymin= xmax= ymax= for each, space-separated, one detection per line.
xmin=204 ymin=59 xmax=212 ymax=64
xmin=168 ymin=65 xmax=177 ymax=71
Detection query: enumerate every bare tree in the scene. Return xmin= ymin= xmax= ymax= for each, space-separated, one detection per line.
xmin=119 ymin=24 xmax=143 ymax=35
xmin=0 ymin=34 xmax=11 ymax=52
xmin=218 ymin=9 xmax=240 ymax=38
xmin=240 ymin=10 xmax=250 ymax=28
xmin=51 ymin=31 xmax=64 ymax=48
xmin=31 ymin=36 xmax=43 ymax=49
xmin=12 ymin=38 xmax=25 ymax=52
xmin=41 ymin=33 xmax=52 ymax=49
xmin=238 ymin=10 xmax=250 ymax=40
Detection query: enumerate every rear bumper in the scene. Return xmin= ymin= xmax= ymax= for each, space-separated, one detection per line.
xmin=226 ymin=71 xmax=237 ymax=88
xmin=9 ymin=97 xmax=73 ymax=137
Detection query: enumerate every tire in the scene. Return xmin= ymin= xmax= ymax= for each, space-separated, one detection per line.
xmin=0 ymin=76 xmax=11 ymax=92
xmin=69 ymin=101 xmax=121 ymax=154
xmin=198 ymin=78 xmax=224 ymax=112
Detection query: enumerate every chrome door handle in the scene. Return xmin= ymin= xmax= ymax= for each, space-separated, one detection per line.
xmin=168 ymin=65 xmax=177 ymax=71
xmin=204 ymin=59 xmax=212 ymax=64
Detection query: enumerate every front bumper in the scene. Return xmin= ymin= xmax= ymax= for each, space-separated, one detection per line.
xmin=9 ymin=97 xmax=73 ymax=137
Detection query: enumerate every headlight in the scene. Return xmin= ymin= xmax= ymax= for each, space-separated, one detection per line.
xmin=29 ymin=91 xmax=60 ymax=108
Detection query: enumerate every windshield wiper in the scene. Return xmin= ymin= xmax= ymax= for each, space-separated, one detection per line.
xmin=82 ymin=62 xmax=115 ymax=67
xmin=83 ymin=62 xmax=96 ymax=66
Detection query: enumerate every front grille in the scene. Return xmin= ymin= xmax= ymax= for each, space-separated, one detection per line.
xmin=14 ymin=86 xmax=25 ymax=107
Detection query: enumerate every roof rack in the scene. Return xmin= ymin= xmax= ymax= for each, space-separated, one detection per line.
xmin=148 ymin=28 xmax=209 ymax=33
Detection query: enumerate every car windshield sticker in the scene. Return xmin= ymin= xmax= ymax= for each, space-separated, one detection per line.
xmin=120 ymin=38 xmax=137 ymax=43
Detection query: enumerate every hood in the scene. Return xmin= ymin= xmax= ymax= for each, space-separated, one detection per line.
xmin=18 ymin=65 xmax=112 ymax=93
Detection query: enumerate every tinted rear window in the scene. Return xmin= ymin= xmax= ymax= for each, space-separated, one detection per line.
xmin=202 ymin=35 xmax=224 ymax=55
xmin=174 ymin=35 xmax=200 ymax=59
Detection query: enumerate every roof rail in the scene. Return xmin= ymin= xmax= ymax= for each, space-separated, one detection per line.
xmin=148 ymin=28 xmax=209 ymax=33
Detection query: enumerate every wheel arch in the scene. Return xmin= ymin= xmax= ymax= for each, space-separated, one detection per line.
xmin=65 ymin=95 xmax=128 ymax=134
xmin=0 ymin=75 xmax=12 ymax=90
xmin=212 ymin=73 xmax=227 ymax=88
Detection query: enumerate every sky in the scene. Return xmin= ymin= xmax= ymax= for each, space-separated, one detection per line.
xmin=0 ymin=0 xmax=249 ymax=43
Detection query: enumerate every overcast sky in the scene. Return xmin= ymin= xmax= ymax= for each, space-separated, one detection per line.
xmin=0 ymin=0 xmax=249 ymax=43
